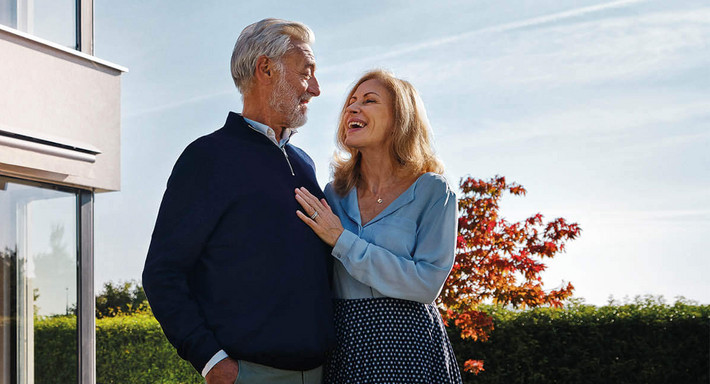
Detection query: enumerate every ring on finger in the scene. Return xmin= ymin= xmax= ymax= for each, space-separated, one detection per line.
xmin=310 ymin=211 xmax=319 ymax=220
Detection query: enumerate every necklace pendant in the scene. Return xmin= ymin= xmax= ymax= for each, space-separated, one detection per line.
xmin=377 ymin=198 xmax=383 ymax=204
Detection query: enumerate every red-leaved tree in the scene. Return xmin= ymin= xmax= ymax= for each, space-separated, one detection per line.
xmin=437 ymin=176 xmax=581 ymax=374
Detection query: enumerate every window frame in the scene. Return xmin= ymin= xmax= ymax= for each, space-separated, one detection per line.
xmin=0 ymin=174 xmax=94 ymax=383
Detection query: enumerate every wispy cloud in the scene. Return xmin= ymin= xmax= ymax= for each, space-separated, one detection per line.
xmin=319 ymin=0 xmax=651 ymax=73
xmin=123 ymin=88 xmax=235 ymax=120
xmin=615 ymin=128 xmax=710 ymax=157
xmin=124 ymin=0 xmax=709 ymax=124
xmin=438 ymin=99 xmax=710 ymax=148
xmin=400 ymin=7 xmax=710 ymax=92
xmin=565 ymin=208 xmax=710 ymax=223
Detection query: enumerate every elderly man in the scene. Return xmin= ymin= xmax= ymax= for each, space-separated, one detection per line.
xmin=142 ymin=19 xmax=335 ymax=384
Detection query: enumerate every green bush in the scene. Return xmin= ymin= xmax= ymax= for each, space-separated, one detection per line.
xmin=36 ymin=314 xmax=200 ymax=384
xmin=34 ymin=298 xmax=709 ymax=384
xmin=451 ymin=298 xmax=710 ymax=384
xmin=35 ymin=315 xmax=77 ymax=383
xmin=96 ymin=314 xmax=201 ymax=383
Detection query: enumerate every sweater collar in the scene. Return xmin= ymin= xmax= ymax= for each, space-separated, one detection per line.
xmin=225 ymin=112 xmax=297 ymax=147
xmin=243 ymin=116 xmax=297 ymax=148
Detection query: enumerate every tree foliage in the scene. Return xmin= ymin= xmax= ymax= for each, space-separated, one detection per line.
xmin=95 ymin=280 xmax=150 ymax=318
xmin=438 ymin=176 xmax=581 ymax=374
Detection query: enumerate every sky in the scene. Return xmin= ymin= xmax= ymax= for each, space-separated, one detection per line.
xmin=92 ymin=0 xmax=709 ymax=306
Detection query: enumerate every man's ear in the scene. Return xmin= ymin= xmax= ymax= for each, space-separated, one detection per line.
xmin=254 ymin=55 xmax=275 ymax=84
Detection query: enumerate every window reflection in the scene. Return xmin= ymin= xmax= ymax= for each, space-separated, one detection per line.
xmin=0 ymin=177 xmax=78 ymax=383
xmin=0 ymin=0 xmax=17 ymax=29
xmin=0 ymin=0 xmax=78 ymax=50
xmin=32 ymin=0 xmax=77 ymax=49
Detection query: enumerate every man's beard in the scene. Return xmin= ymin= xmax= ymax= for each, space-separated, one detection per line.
xmin=269 ymin=73 xmax=310 ymax=128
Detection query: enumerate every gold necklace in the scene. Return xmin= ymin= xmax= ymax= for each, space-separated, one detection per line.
xmin=369 ymin=181 xmax=399 ymax=204
xmin=363 ymin=172 xmax=410 ymax=205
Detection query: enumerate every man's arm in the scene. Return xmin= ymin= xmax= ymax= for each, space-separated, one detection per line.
xmin=142 ymin=140 xmax=227 ymax=372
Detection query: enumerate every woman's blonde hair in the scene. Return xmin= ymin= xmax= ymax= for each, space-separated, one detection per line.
xmin=331 ymin=69 xmax=444 ymax=196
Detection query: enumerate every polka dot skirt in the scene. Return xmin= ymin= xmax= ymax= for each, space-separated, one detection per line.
xmin=324 ymin=298 xmax=462 ymax=384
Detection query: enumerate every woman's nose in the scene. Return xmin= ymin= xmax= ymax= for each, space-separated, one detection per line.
xmin=346 ymin=102 xmax=359 ymax=113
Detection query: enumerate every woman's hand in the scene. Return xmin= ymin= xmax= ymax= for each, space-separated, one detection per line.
xmin=295 ymin=187 xmax=344 ymax=247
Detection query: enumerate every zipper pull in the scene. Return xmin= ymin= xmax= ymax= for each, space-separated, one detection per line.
xmin=282 ymin=147 xmax=295 ymax=176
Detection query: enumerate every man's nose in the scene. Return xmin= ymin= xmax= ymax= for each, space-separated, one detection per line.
xmin=308 ymin=75 xmax=321 ymax=97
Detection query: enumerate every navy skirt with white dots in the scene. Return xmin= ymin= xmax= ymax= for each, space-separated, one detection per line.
xmin=324 ymin=298 xmax=462 ymax=384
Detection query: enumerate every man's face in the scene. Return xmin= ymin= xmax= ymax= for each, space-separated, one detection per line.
xmin=268 ymin=40 xmax=320 ymax=128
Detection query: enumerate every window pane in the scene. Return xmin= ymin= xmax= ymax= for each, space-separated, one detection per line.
xmin=32 ymin=0 xmax=77 ymax=49
xmin=0 ymin=0 xmax=78 ymax=49
xmin=0 ymin=177 xmax=78 ymax=383
xmin=0 ymin=0 xmax=17 ymax=28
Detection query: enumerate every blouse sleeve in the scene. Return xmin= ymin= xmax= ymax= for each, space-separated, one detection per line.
xmin=331 ymin=187 xmax=457 ymax=303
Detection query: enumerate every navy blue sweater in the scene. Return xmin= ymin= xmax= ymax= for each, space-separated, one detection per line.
xmin=143 ymin=112 xmax=335 ymax=372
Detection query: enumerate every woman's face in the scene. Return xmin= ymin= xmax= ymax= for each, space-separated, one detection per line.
xmin=343 ymin=79 xmax=394 ymax=151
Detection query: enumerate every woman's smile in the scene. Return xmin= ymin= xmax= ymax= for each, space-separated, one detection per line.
xmin=343 ymin=79 xmax=393 ymax=149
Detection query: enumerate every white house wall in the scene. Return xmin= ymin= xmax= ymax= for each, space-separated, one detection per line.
xmin=0 ymin=27 xmax=125 ymax=192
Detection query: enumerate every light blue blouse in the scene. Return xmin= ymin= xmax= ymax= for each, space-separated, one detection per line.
xmin=325 ymin=172 xmax=458 ymax=304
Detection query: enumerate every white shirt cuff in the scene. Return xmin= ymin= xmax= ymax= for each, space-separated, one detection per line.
xmin=201 ymin=349 xmax=229 ymax=377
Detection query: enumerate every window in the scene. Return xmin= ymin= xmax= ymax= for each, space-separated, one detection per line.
xmin=0 ymin=0 xmax=79 ymax=50
xmin=0 ymin=176 xmax=78 ymax=383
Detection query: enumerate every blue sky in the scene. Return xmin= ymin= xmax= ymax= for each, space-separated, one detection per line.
xmin=92 ymin=0 xmax=709 ymax=306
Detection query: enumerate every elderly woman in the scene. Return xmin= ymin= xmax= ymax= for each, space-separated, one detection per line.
xmin=295 ymin=70 xmax=461 ymax=383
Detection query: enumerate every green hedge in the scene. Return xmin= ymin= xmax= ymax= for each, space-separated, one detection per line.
xmin=36 ymin=314 xmax=201 ymax=384
xmin=95 ymin=314 xmax=201 ymax=383
xmin=35 ymin=299 xmax=709 ymax=383
xmin=35 ymin=315 xmax=78 ymax=383
xmin=451 ymin=299 xmax=710 ymax=384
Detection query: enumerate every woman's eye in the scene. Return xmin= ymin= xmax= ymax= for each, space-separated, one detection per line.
xmin=364 ymin=99 xmax=375 ymax=104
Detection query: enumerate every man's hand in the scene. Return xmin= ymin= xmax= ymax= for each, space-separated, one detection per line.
xmin=205 ymin=357 xmax=239 ymax=384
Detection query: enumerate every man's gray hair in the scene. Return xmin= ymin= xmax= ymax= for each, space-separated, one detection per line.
xmin=231 ymin=18 xmax=314 ymax=94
